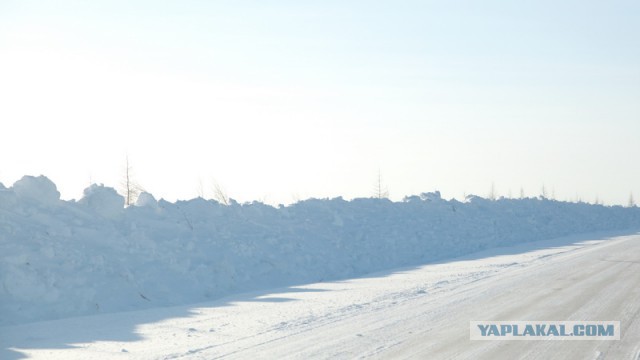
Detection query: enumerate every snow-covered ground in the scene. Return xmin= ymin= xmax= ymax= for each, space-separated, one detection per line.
xmin=2 ymin=232 xmax=639 ymax=359
xmin=2 ymin=176 xmax=640 ymax=327
xmin=2 ymin=175 xmax=640 ymax=358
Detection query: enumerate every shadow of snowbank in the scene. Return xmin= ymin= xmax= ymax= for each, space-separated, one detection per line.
xmin=2 ymin=229 xmax=637 ymax=360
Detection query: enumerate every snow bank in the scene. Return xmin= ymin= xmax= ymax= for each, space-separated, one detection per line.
xmin=78 ymin=184 xmax=124 ymax=218
xmin=11 ymin=175 xmax=60 ymax=206
xmin=1 ymin=177 xmax=639 ymax=325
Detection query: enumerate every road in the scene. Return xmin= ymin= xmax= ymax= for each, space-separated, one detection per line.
xmin=2 ymin=232 xmax=640 ymax=359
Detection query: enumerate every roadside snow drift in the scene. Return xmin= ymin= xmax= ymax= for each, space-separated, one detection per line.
xmin=1 ymin=175 xmax=639 ymax=326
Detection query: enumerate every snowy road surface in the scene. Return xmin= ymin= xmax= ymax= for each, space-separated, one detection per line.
xmin=2 ymin=232 xmax=640 ymax=359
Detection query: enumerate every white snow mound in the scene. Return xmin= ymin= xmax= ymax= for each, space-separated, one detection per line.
xmin=1 ymin=176 xmax=639 ymax=326
xmin=11 ymin=175 xmax=60 ymax=205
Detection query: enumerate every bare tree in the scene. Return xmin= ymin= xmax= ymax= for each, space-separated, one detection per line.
xmin=373 ymin=170 xmax=389 ymax=199
xmin=488 ymin=182 xmax=497 ymax=201
xmin=629 ymin=192 xmax=636 ymax=208
xmin=196 ymin=177 xmax=205 ymax=199
xmin=519 ymin=187 xmax=525 ymax=199
xmin=121 ymin=155 xmax=144 ymax=206
xmin=541 ymin=184 xmax=548 ymax=199
xmin=212 ymin=180 xmax=230 ymax=205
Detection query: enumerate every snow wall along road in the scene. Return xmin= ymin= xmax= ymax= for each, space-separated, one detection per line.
xmin=1 ymin=175 xmax=639 ymax=325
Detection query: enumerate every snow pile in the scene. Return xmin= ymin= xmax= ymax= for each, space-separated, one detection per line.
xmin=1 ymin=177 xmax=639 ymax=325
xmin=11 ymin=175 xmax=60 ymax=206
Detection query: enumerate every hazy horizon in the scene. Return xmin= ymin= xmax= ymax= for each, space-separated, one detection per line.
xmin=2 ymin=1 xmax=639 ymax=205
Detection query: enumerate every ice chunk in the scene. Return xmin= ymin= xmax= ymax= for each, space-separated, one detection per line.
xmin=79 ymin=184 xmax=124 ymax=217
xmin=135 ymin=192 xmax=158 ymax=208
xmin=12 ymin=175 xmax=60 ymax=205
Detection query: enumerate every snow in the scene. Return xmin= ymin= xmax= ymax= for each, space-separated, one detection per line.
xmin=78 ymin=184 xmax=125 ymax=218
xmin=1 ymin=175 xmax=640 ymax=328
xmin=3 ymin=232 xmax=639 ymax=359
xmin=10 ymin=175 xmax=60 ymax=206
xmin=134 ymin=192 xmax=158 ymax=208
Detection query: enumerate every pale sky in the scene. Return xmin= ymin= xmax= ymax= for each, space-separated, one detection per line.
xmin=1 ymin=0 xmax=639 ymax=205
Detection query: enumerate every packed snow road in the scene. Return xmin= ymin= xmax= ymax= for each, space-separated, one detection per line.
xmin=2 ymin=232 xmax=640 ymax=359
